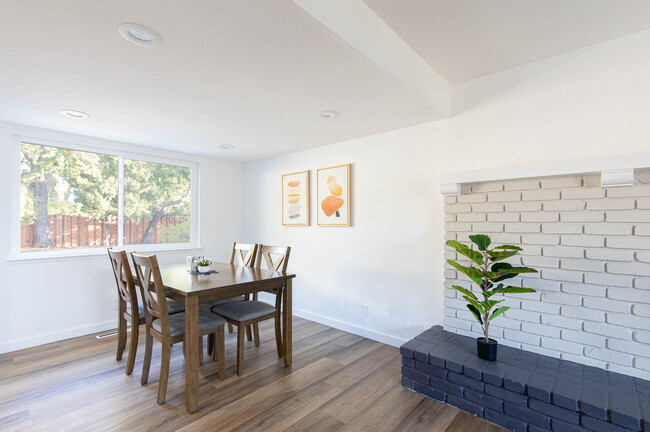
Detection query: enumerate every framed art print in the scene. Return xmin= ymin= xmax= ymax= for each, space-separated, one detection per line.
xmin=317 ymin=164 xmax=351 ymax=226
xmin=282 ymin=170 xmax=310 ymax=226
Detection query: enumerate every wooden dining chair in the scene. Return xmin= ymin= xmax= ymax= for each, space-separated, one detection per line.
xmin=252 ymin=245 xmax=291 ymax=356
xmin=108 ymin=248 xmax=141 ymax=375
xmin=205 ymin=242 xmax=258 ymax=357
xmin=211 ymin=244 xmax=290 ymax=375
xmin=131 ymin=253 xmax=226 ymax=404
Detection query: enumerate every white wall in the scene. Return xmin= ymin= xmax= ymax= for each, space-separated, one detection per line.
xmin=245 ymin=121 xmax=449 ymax=345
xmin=446 ymin=28 xmax=650 ymax=173
xmin=5 ymin=28 xmax=650 ymax=356
xmin=243 ymin=29 xmax=650 ymax=351
xmin=0 ymin=121 xmax=246 ymax=353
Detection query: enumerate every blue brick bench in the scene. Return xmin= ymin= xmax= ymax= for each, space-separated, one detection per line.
xmin=401 ymin=326 xmax=649 ymax=432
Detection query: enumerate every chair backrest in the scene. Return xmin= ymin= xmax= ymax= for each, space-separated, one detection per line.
xmin=130 ymin=253 xmax=170 ymax=337
xmin=108 ymin=248 xmax=138 ymax=309
xmin=229 ymin=242 xmax=258 ymax=267
xmin=255 ymin=245 xmax=291 ymax=273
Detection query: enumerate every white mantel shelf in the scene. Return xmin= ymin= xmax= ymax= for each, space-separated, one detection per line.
xmin=439 ymin=152 xmax=650 ymax=195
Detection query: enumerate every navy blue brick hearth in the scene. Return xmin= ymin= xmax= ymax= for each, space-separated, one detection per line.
xmin=401 ymin=326 xmax=650 ymax=432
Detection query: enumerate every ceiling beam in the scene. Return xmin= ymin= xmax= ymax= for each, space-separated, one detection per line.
xmin=293 ymin=0 xmax=451 ymax=118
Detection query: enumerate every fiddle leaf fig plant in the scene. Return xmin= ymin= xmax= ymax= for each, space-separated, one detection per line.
xmin=446 ymin=234 xmax=538 ymax=342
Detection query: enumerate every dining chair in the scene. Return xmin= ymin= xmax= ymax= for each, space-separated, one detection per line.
xmin=205 ymin=242 xmax=258 ymax=356
xmin=211 ymin=244 xmax=290 ymax=375
xmin=131 ymin=253 xmax=226 ymax=404
xmin=252 ymin=245 xmax=291 ymax=356
xmin=107 ymin=248 xmax=141 ymax=375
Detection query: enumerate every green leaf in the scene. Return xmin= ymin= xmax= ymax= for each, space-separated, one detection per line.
xmin=486 ymin=250 xmax=519 ymax=262
xmin=494 ymin=245 xmax=522 ymax=251
xmin=479 ymin=299 xmax=504 ymax=313
xmin=452 ymin=285 xmax=477 ymax=300
xmin=497 ymin=267 xmax=538 ymax=275
xmin=464 ymin=296 xmax=485 ymax=314
xmin=484 ymin=283 xmax=503 ymax=298
xmin=467 ymin=304 xmax=483 ymax=325
xmin=446 ymin=240 xmax=483 ymax=266
xmin=491 ymin=262 xmax=537 ymax=282
xmin=489 ymin=306 xmax=510 ymax=321
xmin=489 ymin=286 xmax=537 ymax=295
xmin=469 ymin=234 xmax=491 ymax=251
xmin=447 ymin=260 xmax=484 ymax=286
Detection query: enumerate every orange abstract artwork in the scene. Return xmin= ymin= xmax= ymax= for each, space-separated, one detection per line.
xmin=317 ymin=164 xmax=350 ymax=226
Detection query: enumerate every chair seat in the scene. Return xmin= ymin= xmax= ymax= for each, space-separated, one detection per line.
xmin=128 ymin=298 xmax=184 ymax=320
xmin=167 ymin=298 xmax=185 ymax=315
xmin=204 ymin=296 xmax=246 ymax=309
xmin=212 ymin=300 xmax=276 ymax=322
xmin=152 ymin=309 xmax=226 ymax=338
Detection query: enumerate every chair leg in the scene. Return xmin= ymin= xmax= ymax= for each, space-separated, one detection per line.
xmin=215 ymin=325 xmax=225 ymax=379
xmin=236 ymin=323 xmax=245 ymax=376
xmin=116 ymin=307 xmax=127 ymax=361
xmin=253 ymin=323 xmax=260 ymax=347
xmin=141 ymin=328 xmax=153 ymax=385
xmin=199 ymin=336 xmax=204 ymax=365
xmin=157 ymin=343 xmax=171 ymax=405
xmin=207 ymin=333 xmax=214 ymax=356
xmin=274 ymin=311 xmax=283 ymax=358
xmin=126 ymin=321 xmax=139 ymax=375
xmin=246 ymin=325 xmax=253 ymax=341
xmin=227 ymin=322 xmax=234 ymax=333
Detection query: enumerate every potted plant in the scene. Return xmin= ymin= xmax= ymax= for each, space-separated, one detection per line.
xmin=195 ymin=258 xmax=213 ymax=273
xmin=446 ymin=234 xmax=537 ymax=361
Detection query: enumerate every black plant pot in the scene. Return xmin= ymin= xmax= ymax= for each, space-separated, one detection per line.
xmin=477 ymin=337 xmax=498 ymax=361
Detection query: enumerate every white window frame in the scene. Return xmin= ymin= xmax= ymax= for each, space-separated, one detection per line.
xmin=10 ymin=135 xmax=200 ymax=260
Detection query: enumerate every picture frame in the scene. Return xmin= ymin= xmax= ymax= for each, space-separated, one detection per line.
xmin=282 ymin=170 xmax=310 ymax=226
xmin=317 ymin=163 xmax=351 ymax=226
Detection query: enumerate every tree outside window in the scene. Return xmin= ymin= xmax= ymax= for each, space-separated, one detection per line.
xmin=20 ymin=142 xmax=193 ymax=251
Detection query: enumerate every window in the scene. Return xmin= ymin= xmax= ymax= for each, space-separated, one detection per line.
xmin=18 ymin=139 xmax=197 ymax=255
xmin=123 ymin=159 xmax=191 ymax=245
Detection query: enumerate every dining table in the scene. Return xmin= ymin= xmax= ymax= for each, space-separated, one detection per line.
xmin=159 ymin=261 xmax=296 ymax=413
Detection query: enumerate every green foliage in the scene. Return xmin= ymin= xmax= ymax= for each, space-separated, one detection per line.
xmin=21 ymin=143 xmax=118 ymax=222
xmin=20 ymin=143 xmax=192 ymax=246
xmin=469 ymin=234 xmax=491 ymax=251
xmin=446 ymin=234 xmax=537 ymax=341
xmin=196 ymin=258 xmax=212 ymax=267
xmin=124 ymin=159 xmax=191 ymax=222
xmin=158 ymin=219 xmax=191 ymax=243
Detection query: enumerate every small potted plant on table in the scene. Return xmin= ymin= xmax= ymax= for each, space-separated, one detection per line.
xmin=195 ymin=258 xmax=213 ymax=273
xmin=446 ymin=234 xmax=537 ymax=361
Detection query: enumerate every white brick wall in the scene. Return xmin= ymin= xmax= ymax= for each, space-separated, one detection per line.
xmin=443 ymin=170 xmax=650 ymax=380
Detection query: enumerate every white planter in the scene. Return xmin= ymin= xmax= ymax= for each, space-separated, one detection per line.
xmin=197 ymin=266 xmax=210 ymax=273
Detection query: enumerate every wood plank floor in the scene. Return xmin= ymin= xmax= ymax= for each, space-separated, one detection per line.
xmin=0 ymin=317 xmax=507 ymax=432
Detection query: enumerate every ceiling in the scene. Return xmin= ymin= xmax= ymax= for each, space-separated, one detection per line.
xmin=1 ymin=1 xmax=649 ymax=162
xmin=364 ymin=0 xmax=650 ymax=84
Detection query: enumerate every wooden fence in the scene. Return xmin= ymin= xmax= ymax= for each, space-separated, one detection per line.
xmin=21 ymin=215 xmax=186 ymax=249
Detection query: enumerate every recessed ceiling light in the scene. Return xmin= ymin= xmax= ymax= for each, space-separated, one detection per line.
xmin=319 ymin=110 xmax=339 ymax=118
xmin=118 ymin=23 xmax=163 ymax=48
xmin=61 ymin=110 xmax=89 ymax=119
xmin=220 ymin=144 xmax=235 ymax=150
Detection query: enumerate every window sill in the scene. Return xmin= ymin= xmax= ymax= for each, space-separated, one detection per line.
xmin=7 ymin=245 xmax=202 ymax=264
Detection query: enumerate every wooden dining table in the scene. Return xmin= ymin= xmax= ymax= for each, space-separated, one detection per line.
xmin=159 ymin=262 xmax=296 ymax=413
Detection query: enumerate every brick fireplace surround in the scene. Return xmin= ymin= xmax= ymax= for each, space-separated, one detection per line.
xmin=403 ymin=169 xmax=650 ymax=431
xmin=401 ymin=326 xmax=649 ymax=432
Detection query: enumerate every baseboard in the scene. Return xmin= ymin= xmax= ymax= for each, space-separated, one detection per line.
xmin=293 ymin=307 xmax=409 ymax=348
xmin=0 ymin=320 xmax=117 ymax=354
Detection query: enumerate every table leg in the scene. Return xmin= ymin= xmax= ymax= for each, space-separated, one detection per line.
xmin=185 ymin=296 xmax=199 ymax=413
xmin=282 ymin=278 xmax=292 ymax=367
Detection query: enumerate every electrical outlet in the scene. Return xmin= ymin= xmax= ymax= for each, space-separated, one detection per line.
xmin=361 ymin=304 xmax=369 ymax=318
